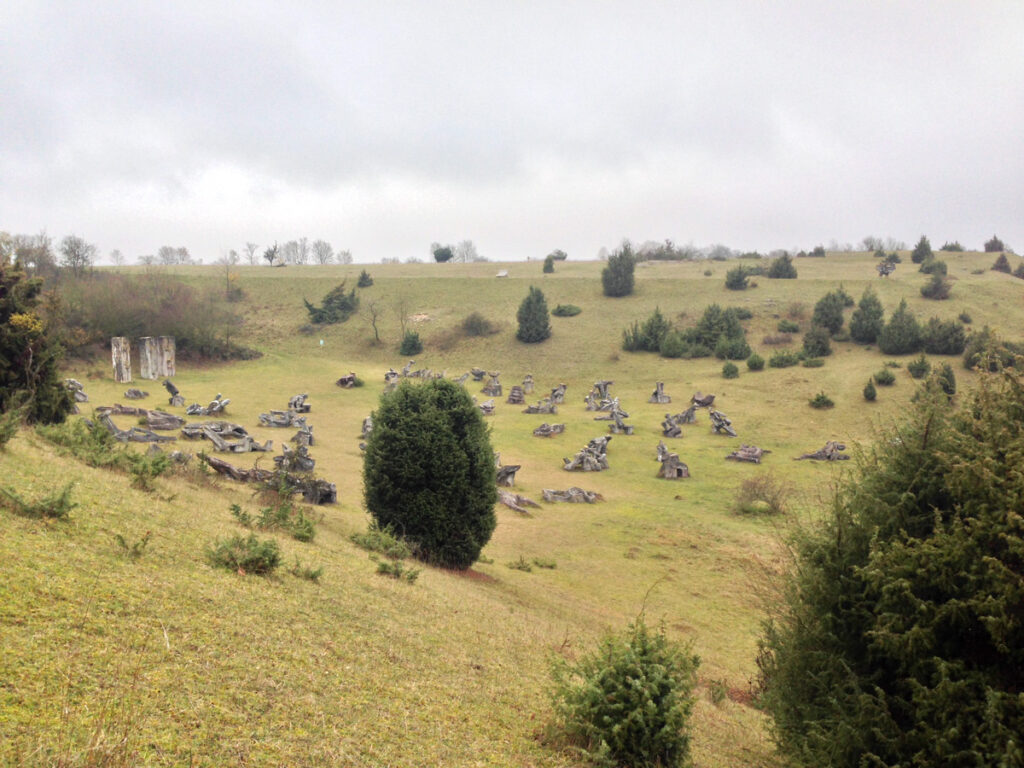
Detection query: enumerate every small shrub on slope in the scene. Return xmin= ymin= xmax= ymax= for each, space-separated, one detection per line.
xmin=207 ymin=534 xmax=281 ymax=575
xmin=549 ymin=616 xmax=699 ymax=768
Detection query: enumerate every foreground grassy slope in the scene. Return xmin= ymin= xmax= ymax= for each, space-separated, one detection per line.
xmin=3 ymin=250 xmax=1021 ymax=766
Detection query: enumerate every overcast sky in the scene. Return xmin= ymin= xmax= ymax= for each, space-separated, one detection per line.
xmin=2 ymin=2 xmax=1022 ymax=263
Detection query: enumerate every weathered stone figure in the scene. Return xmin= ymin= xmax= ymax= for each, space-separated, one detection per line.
xmin=288 ymin=393 xmax=311 ymax=413
xmin=401 ymin=360 xmax=415 ymax=377
xmin=482 ymin=371 xmax=502 ymax=397
xmin=453 ymin=372 xmax=470 ymax=386
xmin=259 ymin=410 xmax=306 ymax=428
xmin=291 ymin=425 xmax=314 ymax=447
xmin=95 ymin=413 xmax=176 ymax=443
xmin=64 ymin=379 xmax=88 ymax=403
xmin=796 ymin=441 xmax=850 ymax=461
xmin=542 ymin=487 xmax=604 ymax=503
xmin=498 ymin=489 xmax=540 ymax=513
xmin=361 ymin=415 xmax=373 ymax=439
xmin=676 ymin=405 xmax=698 ymax=424
xmin=477 ymin=398 xmax=496 ymax=416
xmin=709 ymin=409 xmax=737 ymax=436
xmin=661 ymin=413 xmax=682 ymax=438
xmin=692 ymin=391 xmax=715 ymax=408
xmin=124 ymin=388 xmax=148 ymax=400
xmin=274 ymin=443 xmax=315 ymax=473
xmin=470 ymin=367 xmax=486 ymax=381
xmin=726 ymin=444 xmax=768 ymax=463
xmin=522 ymin=374 xmax=534 ymax=394
xmin=550 ymin=383 xmax=568 ymax=404
xmin=495 ymin=462 xmax=520 ymax=487
xmin=533 ymin=422 xmax=565 ymax=437
xmin=186 ymin=395 xmax=229 ymax=417
xmin=336 ymin=372 xmax=358 ymax=388
xmin=877 ymin=261 xmax=896 ymax=277
xmin=163 ymin=379 xmax=185 ymax=407
xmin=649 ymin=382 xmax=671 ymax=404
xmin=181 ymin=421 xmax=250 ymax=441
xmin=657 ymin=452 xmax=690 ymax=479
xmin=506 ymin=385 xmax=525 ymax=405
xmin=563 ymin=435 xmax=611 ymax=471
xmin=656 ymin=440 xmax=671 ymax=463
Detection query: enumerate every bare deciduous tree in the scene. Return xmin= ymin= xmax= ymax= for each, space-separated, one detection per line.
xmin=244 ymin=242 xmax=259 ymax=265
xmin=393 ymin=295 xmax=411 ymax=337
xmin=363 ymin=299 xmax=384 ymax=344
xmin=109 ymin=249 xmax=125 ymax=266
xmin=337 ymin=249 xmax=353 ymax=265
xmin=280 ymin=240 xmax=299 ymax=264
xmin=137 ymin=254 xmax=155 ymax=265
xmin=454 ymin=240 xmax=480 ymax=263
xmin=59 ymin=235 xmax=97 ymax=276
xmin=312 ymin=239 xmax=334 ymax=264
xmin=296 ymin=237 xmax=310 ymax=265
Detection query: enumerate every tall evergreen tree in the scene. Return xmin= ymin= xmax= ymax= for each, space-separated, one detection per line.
xmin=516 ymin=285 xmax=551 ymax=343
xmin=601 ymin=243 xmax=636 ymax=297
xmin=0 ymin=254 xmax=74 ymax=423
xmin=848 ymin=287 xmax=885 ymax=343
xmin=362 ymin=379 xmax=497 ymax=570
xmin=910 ymin=235 xmax=933 ymax=264
xmin=758 ymin=371 xmax=1024 ymax=766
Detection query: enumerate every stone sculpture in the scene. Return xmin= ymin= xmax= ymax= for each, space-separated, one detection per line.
xmin=542 ymin=487 xmax=604 ymax=503
xmin=796 ymin=441 xmax=850 ymax=461
xmin=506 ymin=385 xmax=525 ymax=405
xmin=726 ymin=444 xmax=769 ymax=463
xmin=692 ymin=391 xmax=715 ymax=408
xmin=649 ymin=382 xmax=671 ymax=404
xmin=709 ymin=409 xmax=737 ymax=436
xmin=482 ymin=371 xmax=502 ymax=397
xmin=533 ymin=423 xmax=565 ymax=437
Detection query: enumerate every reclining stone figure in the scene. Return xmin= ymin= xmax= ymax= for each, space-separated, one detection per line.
xmin=709 ymin=409 xmax=737 ymax=437
xmin=533 ymin=422 xmax=565 ymax=437
xmin=726 ymin=444 xmax=768 ymax=463
xmin=542 ymin=487 xmax=604 ymax=503
xmin=796 ymin=441 xmax=850 ymax=461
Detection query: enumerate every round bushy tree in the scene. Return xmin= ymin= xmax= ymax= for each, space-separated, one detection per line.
xmin=848 ymin=288 xmax=885 ymax=343
xmin=802 ymin=325 xmax=832 ymax=357
xmin=516 ymin=285 xmax=551 ymax=343
xmin=551 ymin=616 xmax=700 ymax=768
xmin=602 ymin=243 xmax=636 ymax=297
xmin=363 ymin=379 xmax=497 ymax=570
xmin=811 ymin=291 xmax=845 ymax=335
xmin=542 ymin=254 xmax=555 ymax=273
xmin=757 ymin=371 xmax=1024 ymax=767
xmin=877 ymin=299 xmax=922 ymax=355
xmin=766 ymin=253 xmax=798 ymax=279
xmin=0 ymin=255 xmax=74 ymax=424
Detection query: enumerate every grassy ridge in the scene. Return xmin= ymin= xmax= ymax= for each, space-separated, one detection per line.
xmin=2 ymin=250 xmax=1020 ymax=765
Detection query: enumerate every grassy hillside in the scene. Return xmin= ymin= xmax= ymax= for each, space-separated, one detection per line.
xmin=2 ymin=250 xmax=1021 ymax=766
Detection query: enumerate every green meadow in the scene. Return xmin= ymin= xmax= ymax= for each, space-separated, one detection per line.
xmin=2 ymin=250 xmax=1020 ymax=766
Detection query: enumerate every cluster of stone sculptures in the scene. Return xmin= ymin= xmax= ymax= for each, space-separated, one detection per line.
xmin=89 ymin=381 xmax=334 ymax=503
xmin=564 ymin=436 xmax=612 ymax=472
